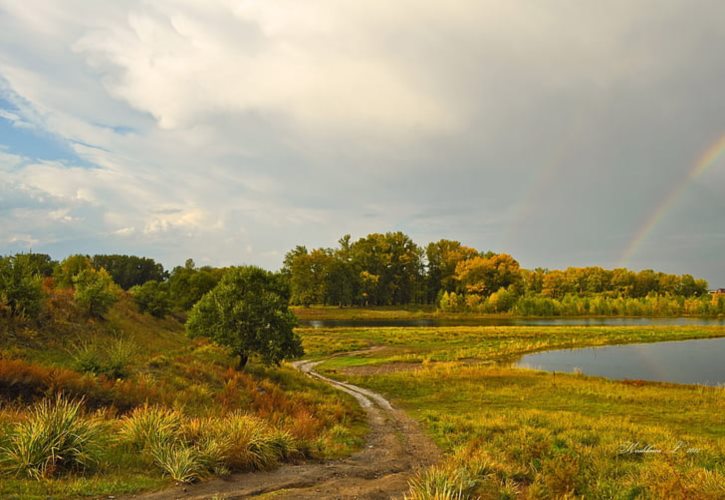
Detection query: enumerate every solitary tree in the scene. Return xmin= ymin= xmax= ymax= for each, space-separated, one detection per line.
xmin=186 ymin=266 xmax=303 ymax=369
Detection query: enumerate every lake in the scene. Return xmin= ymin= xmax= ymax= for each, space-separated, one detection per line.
xmin=515 ymin=337 xmax=725 ymax=386
xmin=300 ymin=317 xmax=725 ymax=328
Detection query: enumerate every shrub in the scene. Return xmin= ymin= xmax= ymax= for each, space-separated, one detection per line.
xmin=73 ymin=268 xmax=119 ymax=318
xmin=54 ymin=255 xmax=93 ymax=288
xmin=0 ymin=395 xmax=102 ymax=479
xmin=0 ymin=254 xmax=44 ymax=320
xmin=104 ymin=339 xmax=136 ymax=379
xmin=71 ymin=343 xmax=105 ymax=375
xmin=130 ymin=280 xmax=171 ymax=318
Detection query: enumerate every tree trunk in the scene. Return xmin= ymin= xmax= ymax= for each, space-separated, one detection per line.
xmin=238 ymin=353 xmax=249 ymax=370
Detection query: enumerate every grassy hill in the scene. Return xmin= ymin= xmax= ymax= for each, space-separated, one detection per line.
xmin=0 ymin=292 xmax=365 ymax=498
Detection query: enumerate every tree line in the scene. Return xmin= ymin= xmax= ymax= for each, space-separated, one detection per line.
xmin=0 ymin=253 xmax=224 ymax=321
xmin=282 ymin=232 xmax=713 ymax=310
xmin=2 ymin=233 xmax=721 ymax=321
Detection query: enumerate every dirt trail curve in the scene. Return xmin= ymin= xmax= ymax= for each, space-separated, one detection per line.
xmin=136 ymin=350 xmax=441 ymax=499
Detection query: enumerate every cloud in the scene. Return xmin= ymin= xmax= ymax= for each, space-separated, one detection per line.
xmin=0 ymin=1 xmax=723 ymax=282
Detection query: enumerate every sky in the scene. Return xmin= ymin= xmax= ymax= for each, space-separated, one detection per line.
xmin=0 ymin=1 xmax=724 ymax=284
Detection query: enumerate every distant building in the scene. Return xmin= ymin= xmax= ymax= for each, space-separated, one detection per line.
xmin=709 ymin=288 xmax=725 ymax=295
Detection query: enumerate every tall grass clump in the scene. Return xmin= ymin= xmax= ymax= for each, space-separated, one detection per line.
xmin=405 ymin=446 xmax=498 ymax=500
xmin=0 ymin=395 xmax=102 ymax=479
xmin=70 ymin=338 xmax=136 ymax=379
xmin=405 ymin=465 xmax=474 ymax=500
xmin=189 ymin=412 xmax=286 ymax=471
xmin=117 ymin=406 xmax=297 ymax=483
xmin=150 ymin=442 xmax=204 ymax=484
xmin=118 ymin=404 xmax=181 ymax=451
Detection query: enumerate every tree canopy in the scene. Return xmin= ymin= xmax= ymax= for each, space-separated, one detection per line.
xmin=73 ymin=268 xmax=119 ymax=318
xmin=91 ymin=255 xmax=166 ymax=290
xmin=186 ymin=266 xmax=302 ymax=369
xmin=0 ymin=253 xmax=44 ymax=319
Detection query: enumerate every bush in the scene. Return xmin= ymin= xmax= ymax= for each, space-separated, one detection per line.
xmin=104 ymin=339 xmax=136 ymax=379
xmin=71 ymin=343 xmax=105 ymax=375
xmin=130 ymin=280 xmax=171 ymax=318
xmin=0 ymin=395 xmax=102 ymax=479
xmin=54 ymin=255 xmax=92 ymax=288
xmin=0 ymin=254 xmax=44 ymax=320
xmin=73 ymin=268 xmax=119 ymax=318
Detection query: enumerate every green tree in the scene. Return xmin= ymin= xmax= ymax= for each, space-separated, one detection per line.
xmin=91 ymin=255 xmax=166 ymax=290
xmin=0 ymin=254 xmax=44 ymax=319
xmin=130 ymin=280 xmax=171 ymax=318
xmin=349 ymin=232 xmax=423 ymax=305
xmin=455 ymin=253 xmax=522 ymax=297
xmin=23 ymin=252 xmax=56 ymax=277
xmin=73 ymin=268 xmax=119 ymax=318
xmin=186 ymin=266 xmax=303 ymax=369
xmin=425 ymin=240 xmax=479 ymax=302
xmin=54 ymin=255 xmax=92 ymax=288
xmin=167 ymin=260 xmax=224 ymax=311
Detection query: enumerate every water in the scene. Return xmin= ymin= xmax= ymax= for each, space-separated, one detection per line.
xmin=300 ymin=317 xmax=725 ymax=328
xmin=515 ymin=337 xmax=725 ymax=386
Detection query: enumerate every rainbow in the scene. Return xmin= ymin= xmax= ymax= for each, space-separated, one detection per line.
xmin=619 ymin=133 xmax=725 ymax=266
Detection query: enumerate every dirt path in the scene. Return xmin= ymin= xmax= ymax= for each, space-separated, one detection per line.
xmin=137 ymin=351 xmax=441 ymax=499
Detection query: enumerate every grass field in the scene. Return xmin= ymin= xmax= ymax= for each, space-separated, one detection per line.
xmin=300 ymin=325 xmax=725 ymax=499
xmin=3 ymin=297 xmax=724 ymax=498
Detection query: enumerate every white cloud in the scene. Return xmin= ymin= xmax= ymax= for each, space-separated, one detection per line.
xmin=66 ymin=1 xmax=459 ymax=133
xmin=0 ymin=0 xmax=723 ymax=282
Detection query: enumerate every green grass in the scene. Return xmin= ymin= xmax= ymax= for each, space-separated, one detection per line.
xmin=300 ymin=325 xmax=725 ymax=498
